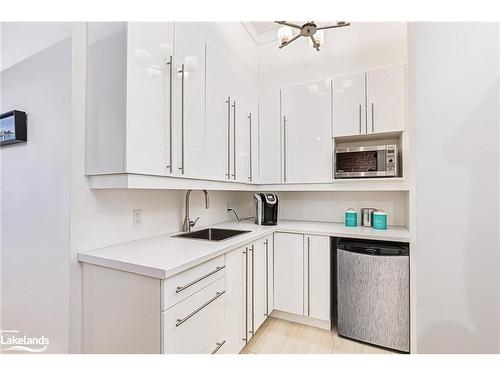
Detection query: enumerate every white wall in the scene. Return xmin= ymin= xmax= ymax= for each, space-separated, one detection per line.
xmin=409 ymin=22 xmax=500 ymax=353
xmin=0 ymin=22 xmax=72 ymax=71
xmin=258 ymin=22 xmax=407 ymax=90
xmin=277 ymin=191 xmax=408 ymax=226
xmin=0 ymin=22 xmax=72 ymax=353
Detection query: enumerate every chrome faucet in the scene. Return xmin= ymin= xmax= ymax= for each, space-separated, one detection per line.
xmin=183 ymin=190 xmax=210 ymax=232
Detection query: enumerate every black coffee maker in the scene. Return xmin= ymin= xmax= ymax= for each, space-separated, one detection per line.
xmin=253 ymin=193 xmax=278 ymax=226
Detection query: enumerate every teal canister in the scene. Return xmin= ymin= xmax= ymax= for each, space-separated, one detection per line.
xmin=372 ymin=210 xmax=388 ymax=230
xmin=345 ymin=208 xmax=358 ymax=227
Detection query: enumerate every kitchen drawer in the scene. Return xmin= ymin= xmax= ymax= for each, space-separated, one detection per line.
xmin=162 ymin=277 xmax=227 ymax=354
xmin=163 ymin=255 xmax=225 ymax=310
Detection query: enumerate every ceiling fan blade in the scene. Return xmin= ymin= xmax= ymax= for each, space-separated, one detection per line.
xmin=275 ymin=21 xmax=302 ymax=29
xmin=316 ymin=22 xmax=351 ymax=30
xmin=278 ymin=33 xmax=302 ymax=49
xmin=309 ymin=35 xmax=320 ymax=51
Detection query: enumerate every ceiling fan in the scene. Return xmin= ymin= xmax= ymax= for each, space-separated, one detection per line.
xmin=275 ymin=21 xmax=350 ymax=51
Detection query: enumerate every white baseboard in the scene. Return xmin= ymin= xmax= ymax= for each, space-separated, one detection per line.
xmin=270 ymin=310 xmax=331 ymax=331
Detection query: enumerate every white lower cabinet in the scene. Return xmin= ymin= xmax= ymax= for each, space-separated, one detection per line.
xmin=82 ymin=233 xmax=326 ymax=354
xmin=223 ymin=235 xmax=273 ymax=352
xmin=162 ymin=278 xmax=226 ymax=354
xmin=305 ymin=235 xmax=331 ymax=321
xmin=274 ymin=232 xmax=331 ymax=326
xmin=274 ymin=232 xmax=305 ymax=315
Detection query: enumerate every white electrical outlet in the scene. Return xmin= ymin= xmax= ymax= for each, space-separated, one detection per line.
xmin=133 ymin=209 xmax=143 ymax=227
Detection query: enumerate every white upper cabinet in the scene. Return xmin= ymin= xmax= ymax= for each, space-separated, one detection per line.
xmin=234 ymin=77 xmax=257 ymax=183
xmin=333 ymin=72 xmax=366 ymax=137
xmin=281 ymin=79 xmax=333 ymax=183
xmin=205 ymin=45 xmax=232 ymax=180
xmin=126 ymin=22 xmax=174 ymax=176
xmin=258 ymin=90 xmax=282 ymax=184
xmin=86 ymin=22 xmax=128 ymax=175
xmin=173 ymin=23 xmax=206 ymax=178
xmin=366 ymin=65 xmax=406 ymax=134
xmin=205 ymin=44 xmax=257 ymax=183
xmin=334 ymin=65 xmax=406 ymax=137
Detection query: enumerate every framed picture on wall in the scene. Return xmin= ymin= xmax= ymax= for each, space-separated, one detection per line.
xmin=0 ymin=110 xmax=27 ymax=146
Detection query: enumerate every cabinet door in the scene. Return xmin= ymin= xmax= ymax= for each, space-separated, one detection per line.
xmin=252 ymin=240 xmax=268 ymax=334
xmin=174 ymin=22 xmax=206 ymax=178
xmin=162 ymin=278 xmax=225 ymax=354
xmin=126 ymin=22 xmax=174 ymax=176
xmin=282 ymin=79 xmax=333 ymax=183
xmin=223 ymin=248 xmax=246 ymax=354
xmin=258 ymin=90 xmax=282 ymax=183
xmin=305 ymin=235 xmax=331 ymax=322
xmin=234 ymin=79 xmax=257 ymax=183
xmin=333 ymin=72 xmax=366 ymax=136
xmin=265 ymin=235 xmax=274 ymax=315
xmin=205 ymin=45 xmax=232 ymax=180
xmin=244 ymin=245 xmax=254 ymax=342
xmin=273 ymin=232 xmax=304 ymax=315
xmin=366 ymin=65 xmax=406 ymax=134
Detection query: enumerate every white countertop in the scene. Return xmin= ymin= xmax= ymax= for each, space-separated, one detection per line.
xmin=78 ymin=220 xmax=410 ymax=279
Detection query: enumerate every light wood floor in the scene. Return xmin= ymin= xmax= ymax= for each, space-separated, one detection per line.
xmin=240 ymin=317 xmax=394 ymax=354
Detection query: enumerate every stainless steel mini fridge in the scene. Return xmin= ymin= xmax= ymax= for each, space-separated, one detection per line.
xmin=337 ymin=238 xmax=410 ymax=352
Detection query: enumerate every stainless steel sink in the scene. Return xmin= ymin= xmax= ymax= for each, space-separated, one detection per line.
xmin=172 ymin=228 xmax=251 ymax=241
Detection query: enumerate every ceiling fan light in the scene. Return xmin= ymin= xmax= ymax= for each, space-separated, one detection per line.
xmin=278 ymin=26 xmax=293 ymax=46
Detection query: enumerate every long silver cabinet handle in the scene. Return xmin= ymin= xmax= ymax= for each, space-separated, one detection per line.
xmin=175 ymin=290 xmax=225 ymax=327
xmin=371 ymin=102 xmax=374 ymax=133
xmin=265 ymin=239 xmax=269 ymax=316
xmin=358 ymin=104 xmax=362 ymax=134
xmin=243 ymin=247 xmax=248 ymax=342
xmin=248 ymin=113 xmax=252 ymax=181
xmin=175 ymin=266 xmax=225 ymax=293
xmin=166 ymin=55 xmax=173 ymax=172
xmin=178 ymin=63 xmax=185 ymax=174
xmin=283 ymin=115 xmax=287 ymax=182
xmin=250 ymin=244 xmax=255 ymax=335
xmin=226 ymin=97 xmax=231 ymax=179
xmin=307 ymin=237 xmax=311 ymax=317
xmin=232 ymin=101 xmax=236 ymax=180
xmin=211 ymin=340 xmax=226 ymax=354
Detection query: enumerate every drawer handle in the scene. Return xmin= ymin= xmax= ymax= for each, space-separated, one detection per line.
xmin=175 ymin=266 xmax=225 ymax=293
xmin=211 ymin=340 xmax=226 ymax=354
xmin=175 ymin=291 xmax=225 ymax=327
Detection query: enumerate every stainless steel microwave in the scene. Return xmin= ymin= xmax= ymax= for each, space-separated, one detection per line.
xmin=334 ymin=144 xmax=399 ymax=178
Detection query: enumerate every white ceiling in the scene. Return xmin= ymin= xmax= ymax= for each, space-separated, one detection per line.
xmin=250 ymin=22 xmax=280 ymax=35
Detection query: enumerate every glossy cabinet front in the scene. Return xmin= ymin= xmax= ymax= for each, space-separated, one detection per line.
xmin=281 ymin=79 xmax=333 ymax=183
